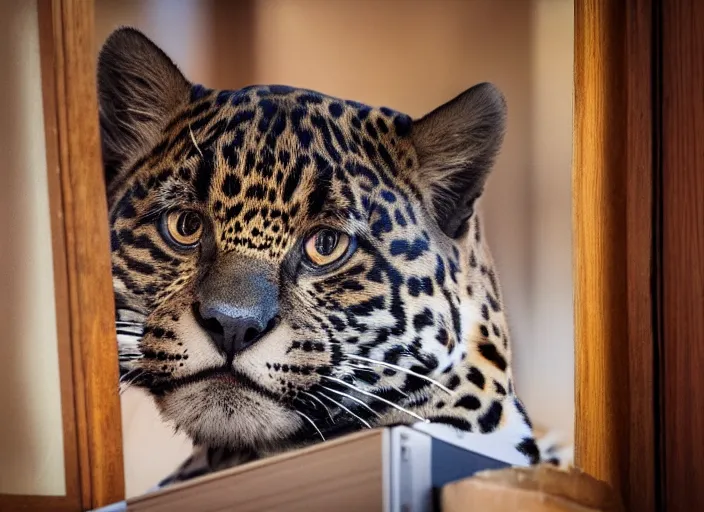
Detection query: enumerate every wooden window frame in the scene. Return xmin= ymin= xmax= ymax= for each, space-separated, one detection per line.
xmin=0 ymin=1 xmax=124 ymax=510
xmin=0 ymin=0 xmax=665 ymax=510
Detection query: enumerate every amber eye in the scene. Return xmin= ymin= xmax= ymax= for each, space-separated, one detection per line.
xmin=304 ymin=229 xmax=350 ymax=267
xmin=164 ymin=210 xmax=203 ymax=248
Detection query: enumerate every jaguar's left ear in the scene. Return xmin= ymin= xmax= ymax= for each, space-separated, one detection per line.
xmin=411 ymin=83 xmax=506 ymax=238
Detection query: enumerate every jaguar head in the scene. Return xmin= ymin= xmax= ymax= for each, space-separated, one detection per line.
xmin=101 ymin=28 xmax=519 ymax=455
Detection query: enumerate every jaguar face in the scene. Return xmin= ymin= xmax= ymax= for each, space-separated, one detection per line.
xmin=101 ymin=28 xmax=518 ymax=455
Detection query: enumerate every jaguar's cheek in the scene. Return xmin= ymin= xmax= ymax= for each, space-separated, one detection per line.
xmin=233 ymin=322 xmax=331 ymax=394
xmin=169 ymin=310 xmax=228 ymax=373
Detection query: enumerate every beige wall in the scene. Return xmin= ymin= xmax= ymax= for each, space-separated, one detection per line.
xmin=521 ymin=0 xmax=575 ymax=442
xmin=95 ymin=0 xmax=574 ymax=497
xmin=0 ymin=0 xmax=66 ymax=496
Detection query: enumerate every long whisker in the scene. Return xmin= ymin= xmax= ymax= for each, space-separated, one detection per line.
xmin=345 ymin=363 xmax=373 ymax=373
xmin=294 ymin=396 xmax=333 ymax=426
xmin=115 ymin=309 xmax=147 ymax=321
xmin=119 ymin=370 xmax=143 ymax=395
xmin=347 ymin=354 xmax=456 ymax=396
xmin=119 ymin=368 xmax=143 ymax=385
xmin=119 ymin=367 xmax=148 ymax=395
xmin=295 ymin=411 xmax=325 ymax=442
xmin=319 ymin=392 xmax=372 ymax=429
xmin=115 ymin=327 xmax=144 ymax=338
xmin=295 ymin=395 xmax=316 ymax=410
xmin=381 ymin=384 xmax=409 ymax=398
xmin=320 ymin=386 xmax=381 ymax=418
xmin=345 ymin=363 xmax=409 ymax=398
xmin=115 ymin=326 xmax=144 ymax=332
xmin=322 ymin=376 xmax=429 ymax=423
xmin=300 ymin=391 xmax=335 ymax=424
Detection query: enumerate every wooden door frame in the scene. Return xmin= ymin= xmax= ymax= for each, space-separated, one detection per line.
xmin=660 ymin=1 xmax=704 ymax=509
xmin=0 ymin=1 xmax=124 ymax=510
xmin=38 ymin=0 xmax=126 ymax=508
xmin=574 ymin=1 xmax=658 ymax=511
xmin=0 ymin=0 xmax=662 ymax=510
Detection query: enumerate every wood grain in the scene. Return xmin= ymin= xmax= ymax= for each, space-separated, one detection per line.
xmin=44 ymin=0 xmax=125 ymax=508
xmin=128 ymin=430 xmax=385 ymax=512
xmin=0 ymin=1 xmax=124 ymax=510
xmin=662 ymin=1 xmax=704 ymax=509
xmin=573 ymin=0 xmax=629 ymax=491
xmin=624 ymin=1 xmax=656 ymax=512
xmin=0 ymin=495 xmax=79 ymax=512
xmin=574 ymin=1 xmax=657 ymax=510
xmin=6 ymin=1 xmax=672 ymax=509
xmin=0 ymin=2 xmax=85 ymax=510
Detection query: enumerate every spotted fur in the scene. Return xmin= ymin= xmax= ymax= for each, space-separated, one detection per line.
xmin=100 ymin=28 xmax=567 ymax=483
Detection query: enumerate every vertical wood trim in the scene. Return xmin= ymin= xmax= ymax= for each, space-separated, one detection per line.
xmin=573 ymin=0 xmax=629 ymax=490
xmin=574 ymin=1 xmax=656 ymax=510
xmin=1 ymin=0 xmax=124 ymax=510
xmin=38 ymin=0 xmax=82 ymax=505
xmin=44 ymin=0 xmax=91 ymax=507
xmin=625 ymin=1 xmax=657 ymax=512
xmin=1 ymin=1 xmax=83 ymax=510
xmin=43 ymin=0 xmax=125 ymax=508
xmin=662 ymin=1 xmax=704 ymax=509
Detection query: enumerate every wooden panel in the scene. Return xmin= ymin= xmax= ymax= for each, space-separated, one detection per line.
xmin=573 ymin=0 xmax=628 ymax=488
xmin=1 ymin=0 xmax=123 ymax=510
xmin=662 ymin=1 xmax=704 ymax=509
xmin=573 ymin=1 xmax=656 ymax=511
xmin=624 ymin=2 xmax=657 ymax=512
xmin=4 ymin=0 xmax=668 ymax=509
xmin=39 ymin=0 xmax=124 ymax=509
xmin=0 ymin=1 xmax=82 ymax=510
xmin=128 ymin=430 xmax=384 ymax=512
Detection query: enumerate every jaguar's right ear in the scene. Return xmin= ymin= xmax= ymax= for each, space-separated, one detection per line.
xmin=97 ymin=27 xmax=191 ymax=194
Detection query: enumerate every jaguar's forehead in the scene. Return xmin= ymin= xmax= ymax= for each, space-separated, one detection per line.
xmin=120 ymin=84 xmax=421 ymax=260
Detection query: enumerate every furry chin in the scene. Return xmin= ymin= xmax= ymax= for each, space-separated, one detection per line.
xmin=153 ymin=378 xmax=300 ymax=449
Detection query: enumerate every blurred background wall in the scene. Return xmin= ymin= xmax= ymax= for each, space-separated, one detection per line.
xmin=0 ymin=0 xmax=66 ymax=496
xmin=95 ymin=0 xmax=575 ymax=498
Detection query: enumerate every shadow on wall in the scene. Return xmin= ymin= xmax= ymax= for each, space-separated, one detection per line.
xmin=95 ymin=0 xmax=574 ymax=498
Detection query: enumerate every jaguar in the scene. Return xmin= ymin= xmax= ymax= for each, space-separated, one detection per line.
xmin=100 ymin=27 xmax=566 ymax=483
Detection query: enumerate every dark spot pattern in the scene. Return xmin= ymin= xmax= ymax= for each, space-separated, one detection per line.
xmin=104 ymin=75 xmax=549 ymax=474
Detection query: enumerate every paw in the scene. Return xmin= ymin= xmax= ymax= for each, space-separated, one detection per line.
xmin=533 ymin=427 xmax=574 ymax=468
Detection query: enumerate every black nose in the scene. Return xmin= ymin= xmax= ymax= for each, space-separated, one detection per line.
xmin=194 ymin=255 xmax=279 ymax=360
xmin=193 ymin=302 xmax=276 ymax=359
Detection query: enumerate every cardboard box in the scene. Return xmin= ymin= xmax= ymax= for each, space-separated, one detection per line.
xmin=442 ymin=465 xmax=624 ymax=512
